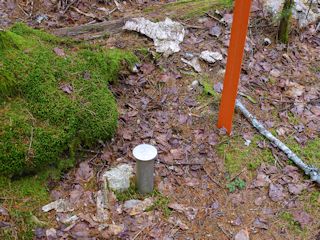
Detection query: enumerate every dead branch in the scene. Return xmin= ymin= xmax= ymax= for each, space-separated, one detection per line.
xmin=52 ymin=18 xmax=127 ymax=38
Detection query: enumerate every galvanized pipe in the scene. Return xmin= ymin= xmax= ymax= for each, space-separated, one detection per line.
xmin=133 ymin=144 xmax=157 ymax=194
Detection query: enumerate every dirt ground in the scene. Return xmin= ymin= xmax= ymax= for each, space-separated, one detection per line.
xmin=0 ymin=0 xmax=320 ymax=239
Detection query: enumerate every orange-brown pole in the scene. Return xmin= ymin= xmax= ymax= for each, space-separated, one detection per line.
xmin=217 ymin=0 xmax=252 ymax=134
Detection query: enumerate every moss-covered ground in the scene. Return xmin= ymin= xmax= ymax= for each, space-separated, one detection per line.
xmin=0 ymin=23 xmax=138 ymax=239
xmin=0 ymin=23 xmax=137 ymax=178
xmin=0 ymin=170 xmax=59 ymax=239
xmin=144 ymin=0 xmax=233 ymax=20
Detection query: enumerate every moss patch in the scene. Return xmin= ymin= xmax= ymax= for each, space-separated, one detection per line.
xmin=0 ymin=170 xmax=59 ymax=239
xmin=217 ymin=135 xmax=275 ymax=175
xmin=0 ymin=23 xmax=137 ymax=177
xmin=145 ymin=0 xmax=233 ymax=20
xmin=286 ymin=137 xmax=320 ymax=169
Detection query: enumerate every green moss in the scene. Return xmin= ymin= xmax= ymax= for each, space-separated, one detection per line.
xmin=279 ymin=211 xmax=308 ymax=237
xmin=0 ymin=170 xmax=58 ymax=239
xmin=0 ymin=23 xmax=137 ymax=177
xmin=286 ymin=138 xmax=320 ymax=169
xmin=217 ymin=135 xmax=275 ymax=175
xmin=145 ymin=0 xmax=233 ymax=20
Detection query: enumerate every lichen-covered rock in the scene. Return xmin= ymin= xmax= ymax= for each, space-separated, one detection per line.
xmin=103 ymin=164 xmax=133 ymax=192
xmin=0 ymin=23 xmax=137 ymax=177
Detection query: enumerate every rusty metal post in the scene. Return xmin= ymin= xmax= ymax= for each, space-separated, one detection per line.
xmin=217 ymin=0 xmax=252 ymax=134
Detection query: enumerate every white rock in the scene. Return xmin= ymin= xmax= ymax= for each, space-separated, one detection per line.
xmin=57 ymin=214 xmax=79 ymax=224
xmin=95 ymin=190 xmax=109 ymax=222
xmin=123 ymin=17 xmax=185 ymax=56
xmin=123 ymin=198 xmax=154 ymax=216
xmin=191 ymin=80 xmax=199 ymax=88
xmin=200 ymin=50 xmax=223 ymax=64
xmin=264 ymin=0 xmax=319 ymax=28
xmin=42 ymin=199 xmax=74 ymax=213
xmin=123 ymin=199 xmax=142 ymax=209
xmin=181 ymin=57 xmax=202 ymax=72
xmin=103 ymin=164 xmax=133 ymax=192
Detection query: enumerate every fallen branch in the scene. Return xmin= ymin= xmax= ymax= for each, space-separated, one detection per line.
xmin=71 ymin=6 xmax=103 ymax=21
xmin=235 ymin=99 xmax=320 ymax=185
xmin=53 ymin=18 xmax=127 ymax=38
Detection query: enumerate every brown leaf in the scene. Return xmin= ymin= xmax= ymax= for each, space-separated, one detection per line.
xmin=170 ymin=149 xmax=184 ymax=160
xmin=252 ymin=172 xmax=271 ymax=188
xmin=184 ymin=177 xmax=200 ymax=187
xmin=253 ymin=217 xmax=269 ymax=230
xmin=60 ymin=83 xmax=73 ymax=94
xmin=53 ymin=47 xmax=66 ymax=56
xmin=288 ymin=183 xmax=307 ymax=195
xmin=292 ymin=210 xmax=313 ymax=227
xmin=168 ymin=203 xmax=198 ymax=221
xmin=76 ymin=161 xmax=93 ymax=181
xmin=269 ymin=183 xmax=285 ymax=202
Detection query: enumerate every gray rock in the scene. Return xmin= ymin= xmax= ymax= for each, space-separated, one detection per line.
xmin=181 ymin=57 xmax=202 ymax=72
xmin=264 ymin=0 xmax=319 ymax=28
xmin=123 ymin=198 xmax=154 ymax=216
xmin=234 ymin=229 xmax=250 ymax=240
xmin=200 ymin=50 xmax=223 ymax=64
xmin=95 ymin=190 xmax=109 ymax=222
xmin=103 ymin=164 xmax=133 ymax=192
xmin=42 ymin=199 xmax=74 ymax=213
xmin=124 ymin=199 xmax=142 ymax=209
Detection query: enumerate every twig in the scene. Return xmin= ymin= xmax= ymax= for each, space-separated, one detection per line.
xmin=132 ymin=225 xmax=148 ymax=240
xmin=206 ymin=13 xmax=227 ymax=26
xmin=236 ymin=99 xmax=320 ymax=185
xmin=229 ymin=168 xmax=245 ymax=182
xmin=181 ymin=23 xmax=205 ymax=29
xmin=114 ymin=0 xmax=124 ymax=12
xmin=202 ymin=167 xmax=224 ymax=188
xmin=216 ymin=223 xmax=232 ymax=239
xmin=71 ymin=6 xmax=103 ymax=21
xmin=158 ymin=160 xmax=203 ymax=166
xmin=62 ymin=0 xmax=78 ymax=14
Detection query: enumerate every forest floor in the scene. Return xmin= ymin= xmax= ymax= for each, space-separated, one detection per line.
xmin=0 ymin=0 xmax=320 ymax=239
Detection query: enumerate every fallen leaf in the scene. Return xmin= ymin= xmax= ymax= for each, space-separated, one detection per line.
xmin=252 ymin=172 xmax=271 ymax=188
xmin=168 ymin=216 xmax=189 ymax=230
xmin=76 ymin=161 xmax=93 ymax=181
xmin=269 ymin=183 xmax=285 ymax=202
xmin=168 ymin=203 xmax=198 ymax=221
xmin=285 ymin=82 xmax=305 ymax=98
xmin=292 ymin=210 xmax=313 ymax=227
xmin=53 ymin=47 xmax=66 ymax=56
xmin=234 ymin=229 xmax=250 ymax=240
xmin=288 ymin=183 xmax=307 ymax=195
xmin=209 ymin=25 xmax=222 ymax=37
xmin=253 ymin=217 xmax=269 ymax=230
xmin=60 ymin=83 xmax=73 ymax=94
xmin=185 ymin=177 xmax=200 ymax=187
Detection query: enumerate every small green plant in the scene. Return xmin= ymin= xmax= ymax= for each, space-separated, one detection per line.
xmin=226 ymin=178 xmax=246 ymax=193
